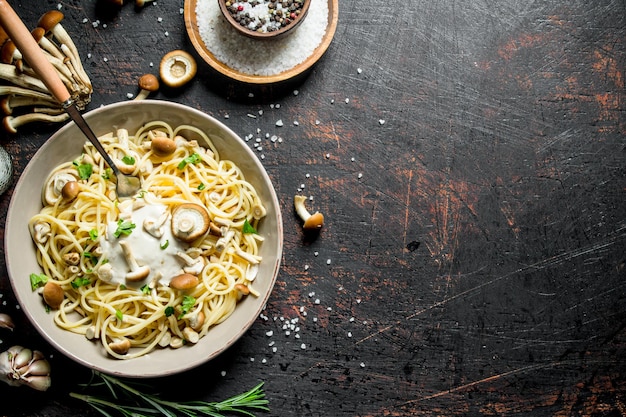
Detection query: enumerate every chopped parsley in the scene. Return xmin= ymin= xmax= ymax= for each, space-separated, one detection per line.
xmin=29 ymin=273 xmax=48 ymax=291
xmin=71 ymin=277 xmax=91 ymax=289
xmin=160 ymin=240 xmax=170 ymax=250
xmin=121 ymin=155 xmax=135 ymax=165
xmin=243 ymin=219 xmax=258 ymax=234
xmin=177 ymin=153 xmax=202 ymax=170
xmin=102 ymin=168 xmax=112 ymax=180
xmin=197 ymin=183 xmax=206 ymax=191
xmin=140 ymin=284 xmax=150 ymax=295
xmin=114 ymin=219 xmax=136 ymax=238
xmin=178 ymin=296 xmax=196 ymax=319
xmin=73 ymin=161 xmax=93 ymax=180
xmin=89 ymin=229 xmax=99 ymax=241
xmin=164 ymin=306 xmax=175 ymax=317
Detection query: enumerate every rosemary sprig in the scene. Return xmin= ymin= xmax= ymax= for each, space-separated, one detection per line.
xmin=70 ymin=371 xmax=269 ymax=417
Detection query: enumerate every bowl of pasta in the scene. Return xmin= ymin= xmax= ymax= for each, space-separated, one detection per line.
xmin=5 ymin=100 xmax=283 ymax=377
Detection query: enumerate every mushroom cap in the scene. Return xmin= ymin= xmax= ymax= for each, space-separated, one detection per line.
xmin=31 ymin=27 xmax=46 ymax=43
xmin=1 ymin=41 xmax=17 ymax=64
xmin=171 ymin=203 xmax=210 ymax=243
xmin=42 ymin=281 xmax=64 ymax=310
xmin=37 ymin=10 xmax=64 ymax=32
xmin=151 ymin=134 xmax=177 ymax=157
xmin=61 ymin=181 xmax=80 ymax=200
xmin=303 ymin=211 xmax=324 ymax=230
xmin=138 ymin=73 xmax=159 ymax=92
xmin=159 ymin=50 xmax=197 ymax=88
xmin=170 ymin=273 xmax=199 ymax=291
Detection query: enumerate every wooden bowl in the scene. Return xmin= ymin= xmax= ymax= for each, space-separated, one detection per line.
xmin=185 ymin=0 xmax=339 ymax=84
xmin=218 ymin=0 xmax=311 ymax=40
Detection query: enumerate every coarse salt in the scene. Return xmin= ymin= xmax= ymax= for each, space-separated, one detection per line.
xmin=195 ymin=0 xmax=329 ymax=76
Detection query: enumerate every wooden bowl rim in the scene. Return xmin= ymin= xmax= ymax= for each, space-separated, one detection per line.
xmin=184 ymin=0 xmax=339 ymax=85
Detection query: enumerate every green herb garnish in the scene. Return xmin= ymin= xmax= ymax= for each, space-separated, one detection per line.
xmin=70 ymin=371 xmax=269 ymax=417
xmin=140 ymin=284 xmax=150 ymax=295
xmin=164 ymin=306 xmax=175 ymax=317
xmin=114 ymin=219 xmax=136 ymax=238
xmin=89 ymin=229 xmax=99 ymax=241
xmin=198 ymin=183 xmax=206 ymax=190
xmin=177 ymin=153 xmax=202 ymax=169
xmin=71 ymin=277 xmax=91 ymax=289
xmin=243 ymin=219 xmax=258 ymax=234
xmin=75 ymin=163 xmax=93 ymax=180
xmin=160 ymin=240 xmax=169 ymax=250
xmin=121 ymin=155 xmax=135 ymax=165
xmin=179 ymin=295 xmax=196 ymax=318
xmin=102 ymin=168 xmax=112 ymax=180
xmin=29 ymin=273 xmax=48 ymax=291
xmin=115 ymin=310 xmax=123 ymax=321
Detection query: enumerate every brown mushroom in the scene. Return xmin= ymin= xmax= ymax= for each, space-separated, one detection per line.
xmin=170 ymin=273 xmax=199 ymax=291
xmin=171 ymin=203 xmax=210 ymax=243
xmin=42 ymin=281 xmax=64 ymax=309
xmin=294 ymin=195 xmax=324 ymax=230
xmin=61 ymin=180 xmax=80 ymax=200
xmin=150 ymin=132 xmax=177 ymax=157
xmin=133 ymin=73 xmax=159 ymax=100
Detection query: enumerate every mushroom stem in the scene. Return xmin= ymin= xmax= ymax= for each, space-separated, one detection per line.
xmin=3 ymin=112 xmax=69 ymax=134
xmin=294 ymin=195 xmax=324 ymax=230
xmin=119 ymin=240 xmax=151 ymax=281
xmin=1 ymin=94 xmax=58 ymax=115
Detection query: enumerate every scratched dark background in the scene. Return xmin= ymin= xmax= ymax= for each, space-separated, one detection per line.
xmin=0 ymin=0 xmax=624 ymax=416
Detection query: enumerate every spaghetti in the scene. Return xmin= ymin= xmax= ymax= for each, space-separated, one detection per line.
xmin=28 ymin=121 xmax=266 ymax=359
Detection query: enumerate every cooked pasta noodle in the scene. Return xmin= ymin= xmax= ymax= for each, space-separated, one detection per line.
xmin=28 ymin=122 xmax=266 ymax=359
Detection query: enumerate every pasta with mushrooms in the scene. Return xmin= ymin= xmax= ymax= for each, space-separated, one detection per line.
xmin=28 ymin=121 xmax=266 ymax=359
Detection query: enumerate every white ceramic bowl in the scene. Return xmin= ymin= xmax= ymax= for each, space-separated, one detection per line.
xmin=5 ymin=100 xmax=283 ymax=378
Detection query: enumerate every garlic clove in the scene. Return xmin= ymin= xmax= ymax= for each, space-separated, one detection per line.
xmin=0 ymin=313 xmax=15 ymax=331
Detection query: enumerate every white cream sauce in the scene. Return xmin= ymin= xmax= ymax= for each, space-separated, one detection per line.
xmin=99 ymin=204 xmax=188 ymax=287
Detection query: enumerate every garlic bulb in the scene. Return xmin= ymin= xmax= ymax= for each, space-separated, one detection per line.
xmin=0 ymin=345 xmax=51 ymax=391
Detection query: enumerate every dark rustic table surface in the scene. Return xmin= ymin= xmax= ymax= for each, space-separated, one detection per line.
xmin=0 ymin=0 xmax=625 ymax=416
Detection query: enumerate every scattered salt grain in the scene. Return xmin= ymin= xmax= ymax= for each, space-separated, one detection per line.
xmin=164 ymin=31 xmax=169 ymax=36
xmin=314 ymin=251 xmax=319 ymax=257
xmin=275 ymin=119 xmax=284 ymax=127
xmin=293 ymin=90 xmax=299 ymax=96
xmin=358 ymin=173 xmax=363 ymax=179
xmin=347 ymin=332 xmax=352 ymax=338
xmin=326 ymin=259 xmax=331 ymax=265
xmin=293 ymin=121 xmax=299 ymax=126
xmin=157 ymin=17 xmax=163 ymax=23
xmin=195 ymin=0 xmax=329 ymax=76
xmin=379 ymin=119 xmax=386 ymax=125
xmin=357 ymin=68 xmax=363 ymax=74
xmin=360 ymin=362 xmax=366 ymax=368
xmin=304 ymin=264 xmax=310 ymax=270
xmin=221 ymin=370 xmax=227 ymax=376
xmin=266 ymin=330 xmax=274 ymax=337
xmin=300 ymin=343 xmax=307 ymax=350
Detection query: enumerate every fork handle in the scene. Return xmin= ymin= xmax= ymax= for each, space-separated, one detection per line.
xmin=0 ymin=0 xmax=71 ymax=104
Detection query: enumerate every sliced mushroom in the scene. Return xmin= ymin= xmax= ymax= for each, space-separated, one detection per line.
xmin=109 ymin=337 xmax=131 ymax=355
xmin=32 ymin=221 xmax=51 ymax=244
xmin=188 ymin=311 xmax=205 ymax=331
xmin=62 ymin=252 xmax=80 ymax=266
xmin=171 ymin=203 xmax=210 ymax=243
xmin=176 ymin=250 xmax=205 ymax=275
xmin=159 ymin=50 xmax=197 ymax=88
xmin=182 ymin=327 xmax=199 ymax=344
xmin=96 ymin=263 xmax=114 ymax=282
xmin=143 ymin=210 xmax=170 ymax=238
xmin=119 ymin=241 xmax=150 ymax=282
